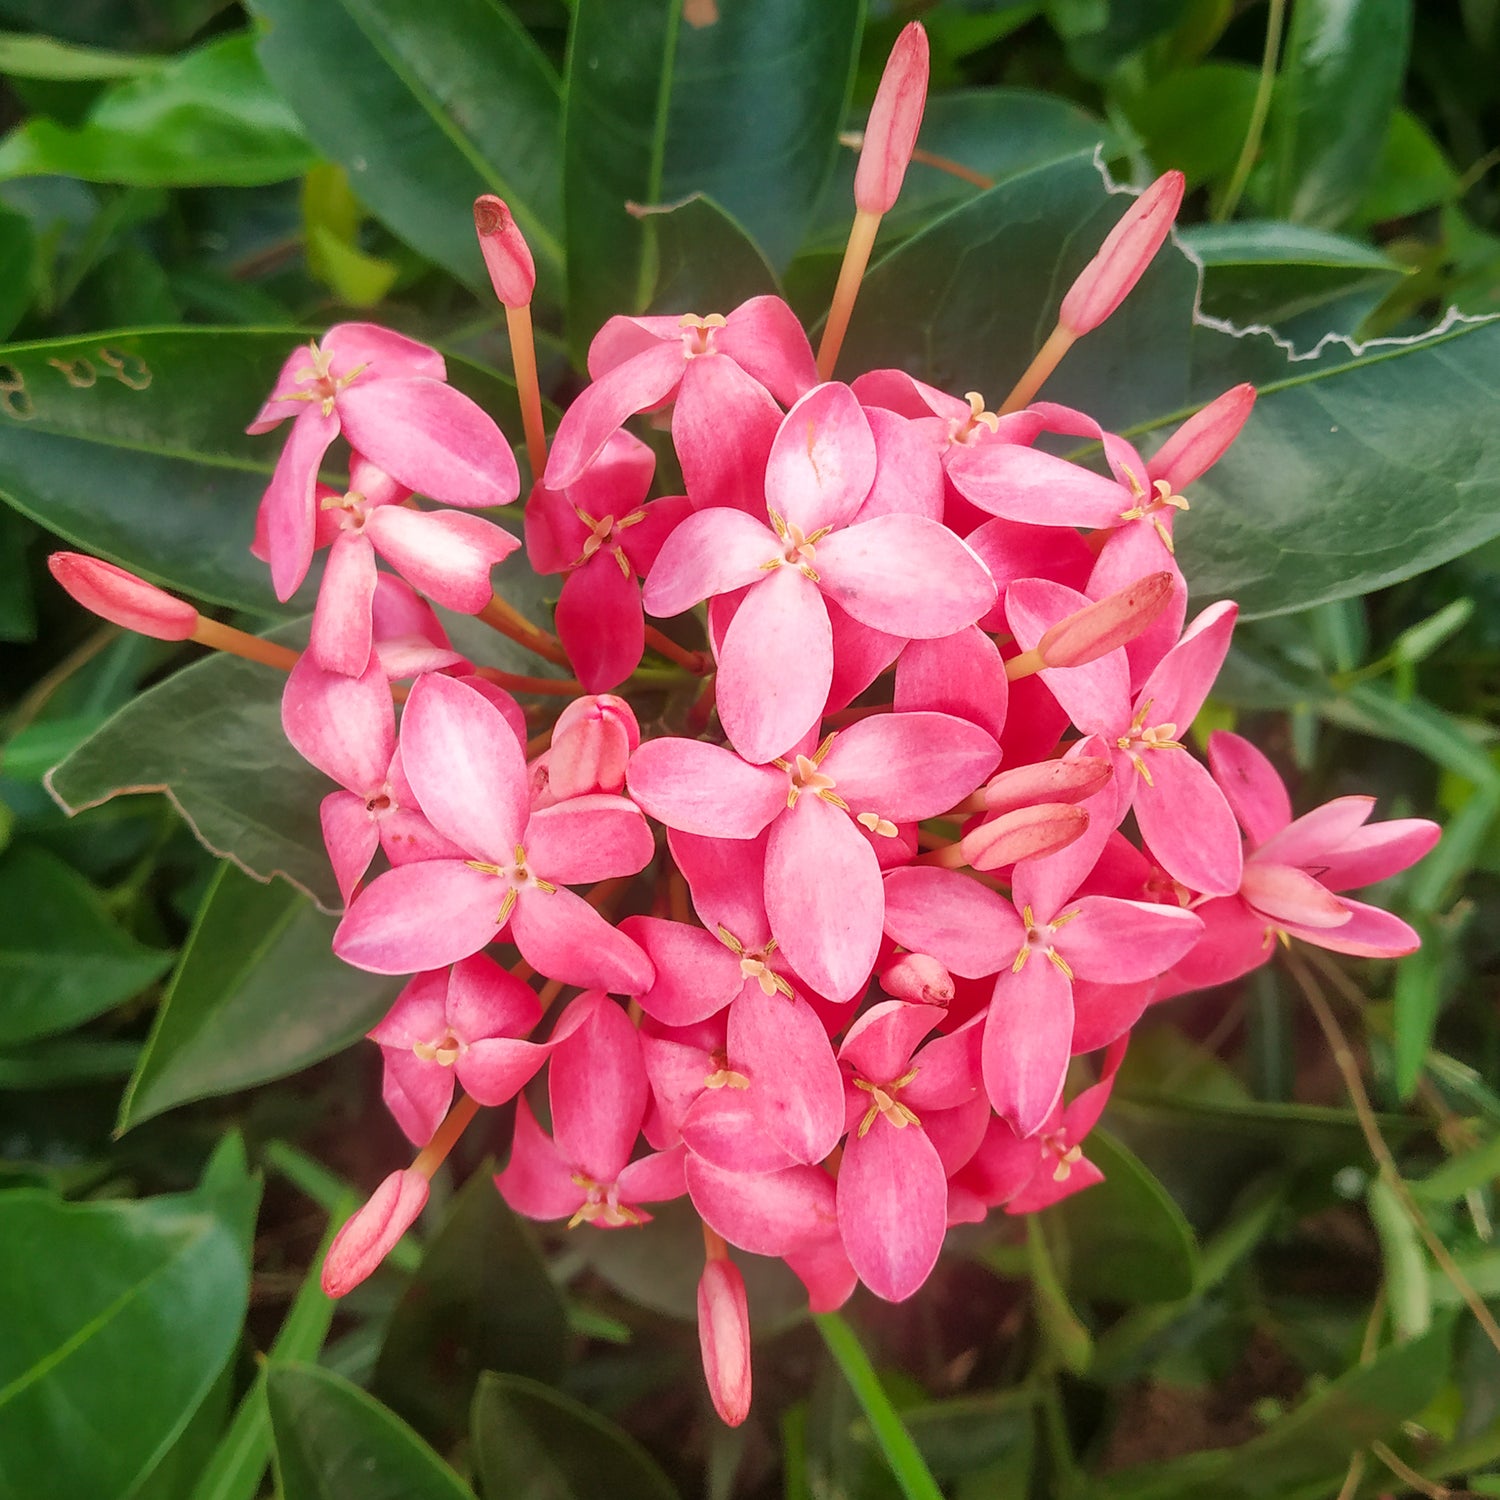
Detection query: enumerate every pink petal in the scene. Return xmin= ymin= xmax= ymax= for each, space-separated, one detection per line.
xmin=1256 ymin=796 xmax=1376 ymax=871
xmin=858 ymin=407 xmax=944 ymax=521
xmin=698 ymin=1260 xmax=752 ymax=1427
xmin=837 ymin=1118 xmax=947 ymax=1301
xmin=784 ymin=1230 xmax=858 ymax=1312
xmin=555 ymin=557 xmax=644 ymax=693
xmin=881 ymin=867 xmax=1023 ymax=978
xmin=717 ymin=565 xmax=832 ymax=764
xmin=617 ymin=1145 xmax=688 ymax=1204
xmin=310 ymin=532 xmax=379 ymax=676
xmin=497 ymin=1095 xmax=586 ymax=1222
xmin=510 ymin=887 xmax=655 ymax=994
xmin=822 ymin=710 xmax=999 ymax=822
xmin=983 ymin=954 xmax=1073 ymax=1137
xmin=364 ymin=505 xmax=519 ymax=613
xmin=1138 ymin=600 xmax=1238 ymax=730
xmin=380 ymin=1047 xmax=456 ymax=1145
xmin=729 ymin=988 xmax=845 ymax=1164
xmin=445 ymin=952 xmax=543 ymax=1039
xmin=838 ymin=998 xmax=945 ymax=1082
xmin=946 ymin=442 xmax=1127 ymax=526
xmin=766 ymin=794 xmax=882 ymax=1003
xmin=1281 ymin=897 xmax=1421 ymax=958
xmin=324 ymin=322 xmax=446 ymax=381
xmin=893 ymin=627 xmax=1007 ymax=740
xmin=335 ymin=860 xmax=505 ymax=974
xmin=1069 ymin=977 xmax=1155 ymax=1053
xmin=1134 ymin=749 xmax=1244 ymax=897
xmin=627 ymin=738 xmax=785 ymax=838
xmin=816 ymin=514 xmax=996 ymax=637
xmin=1240 ymin=862 xmax=1353 ymax=928
xmin=641 ymin=507 xmax=778 ymax=618
xmin=825 ymin=595 xmax=906 ymax=712
xmin=764 ymin=383 xmax=876 ymax=536
xmin=546 ymin=343 xmax=685 ymax=488
xmin=263 ymin=409 xmax=339 ymax=601
xmin=550 ymin=992 xmax=646 ymax=1182
xmin=686 ymin=1156 xmax=836 ymax=1257
xmin=322 ymin=1168 xmax=429 ymax=1296
xmin=1060 ymin=896 xmax=1204 ymax=981
xmin=718 ymin=296 xmax=818 ymax=407
xmin=524 ymin=795 xmax=654 ymax=885
xmin=282 ymin=652 xmax=395 ymax=793
xmin=1207 ymin=731 xmax=1292 ymax=846
xmin=1318 ymin=818 xmax=1441 ymax=893
xmin=675 ymin=355 xmax=783 ymax=514
xmin=321 ymin=790 xmax=381 ymax=905
xmin=1006 ymin=578 xmax=1130 ymax=734
xmin=400 ymin=673 xmax=529 ymax=863
xmin=683 ymin=1089 xmax=797 ymax=1174
xmin=620 ymin=918 xmax=744 ymax=1025
xmin=668 ymin=830 xmax=775 ymax=948
xmin=338 ymin=378 xmax=520 ymax=509
xmin=1148 ymin=383 xmax=1256 ymax=491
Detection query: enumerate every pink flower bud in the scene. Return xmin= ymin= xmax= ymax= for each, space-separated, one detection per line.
xmin=880 ymin=952 xmax=954 ymax=1006
xmin=549 ymin=694 xmax=641 ymax=799
xmin=49 ymin=552 xmax=199 ymax=640
xmin=962 ymin=803 xmax=1089 ymax=872
xmin=1036 ymin=572 xmax=1174 ymax=668
xmin=984 ymin=758 xmax=1113 ymax=815
xmin=697 ymin=1257 xmax=751 ymax=1427
xmin=321 ymin=1168 xmax=429 ymax=1298
xmin=474 ymin=195 xmax=536 ymax=308
xmin=1148 ymin=383 xmax=1256 ymax=492
xmin=1059 ymin=171 xmax=1185 ymax=335
xmin=853 ymin=22 xmax=929 ymax=215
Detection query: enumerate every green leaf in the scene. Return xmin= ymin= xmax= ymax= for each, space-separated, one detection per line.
xmin=1047 ymin=0 xmax=1193 ymax=77
xmin=1354 ymin=107 xmax=1460 ymax=227
xmin=868 ymin=1390 xmax=1033 ymax=1483
xmin=373 ymin=1166 xmax=569 ymax=1443
xmin=250 ymin=0 xmax=563 ymax=292
xmin=46 ymin=631 xmax=338 ymax=910
xmin=0 ymin=204 xmax=36 ymax=341
xmin=0 ymin=1147 xmax=256 ymax=1500
xmin=0 ymin=0 xmax=234 ymax=50
xmin=0 ymin=34 xmax=317 ymax=188
xmin=0 ymin=30 xmax=158 ymax=79
xmin=1410 ymin=1131 xmax=1500 ymax=1205
xmin=0 ymin=1035 xmax=139 ymax=1088
xmin=1053 ymin=1128 xmax=1199 ymax=1303
xmin=1088 ymin=1318 xmax=1453 ymax=1499
xmin=1367 ymin=1175 xmax=1430 ymax=1340
xmin=268 ymin=1364 xmax=476 ymax=1500
xmin=639 ymin=193 xmax=779 ymax=315
xmin=0 ymin=842 xmax=171 ymax=1045
xmin=470 ymin=1371 xmax=680 ymax=1500
xmin=117 ymin=862 xmax=402 ymax=1130
xmin=1121 ymin=63 xmax=1258 ymax=190
xmin=1266 ymin=0 xmax=1413 ymax=227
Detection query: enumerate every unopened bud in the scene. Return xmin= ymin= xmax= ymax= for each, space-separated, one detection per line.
xmin=853 ymin=22 xmax=929 ymax=215
xmin=984 ymin=758 xmax=1113 ymax=815
xmin=1148 ymin=383 xmax=1256 ymax=492
xmin=474 ymin=195 xmax=536 ymax=308
xmin=1037 ymin=572 xmax=1174 ymax=668
xmin=322 ymin=1168 xmax=429 ymax=1298
xmin=49 ymin=552 xmax=198 ymax=640
xmin=698 ymin=1257 xmax=752 ymax=1427
xmin=1059 ymin=171 xmax=1185 ymax=335
xmin=880 ymin=952 xmax=954 ymax=1006
xmin=550 ymin=694 xmax=641 ymax=799
xmin=962 ymin=803 xmax=1089 ymax=872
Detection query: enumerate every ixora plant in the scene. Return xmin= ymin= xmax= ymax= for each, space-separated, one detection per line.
xmin=48 ymin=24 xmax=1440 ymax=1429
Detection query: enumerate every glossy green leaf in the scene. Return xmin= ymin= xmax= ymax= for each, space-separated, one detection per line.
xmin=1048 ymin=0 xmax=1193 ymax=76
xmin=0 ymin=1035 xmax=138 ymax=1088
xmin=250 ymin=0 xmax=563 ymax=292
xmin=470 ymin=1371 xmax=679 ymax=1500
xmin=269 ymin=1364 xmax=475 ymax=1500
xmin=0 ymin=0 xmax=233 ymax=49
xmin=374 ymin=1167 xmax=568 ymax=1443
xmin=0 ymin=205 xmax=35 ymax=341
xmin=640 ymin=193 xmax=779 ymax=315
xmin=0 ymin=1140 xmax=257 ymax=1500
xmin=1089 ymin=1318 xmax=1452 ymax=1499
xmin=117 ymin=862 xmax=401 ymax=1130
xmin=1267 ymin=0 xmax=1413 ymax=227
xmin=1354 ymin=107 xmax=1460 ymax=226
xmin=1122 ymin=63 xmax=1258 ymax=190
xmin=0 ymin=35 xmax=316 ymax=188
xmin=47 ymin=631 xmax=338 ymax=910
xmin=1054 ymin=1128 xmax=1199 ymax=1304
xmin=845 ymin=151 xmax=1500 ymax=617
xmin=0 ymin=841 xmax=171 ymax=1044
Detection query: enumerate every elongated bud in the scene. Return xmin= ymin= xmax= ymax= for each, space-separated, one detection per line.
xmin=1148 ymin=383 xmax=1256 ymax=491
xmin=854 ymin=22 xmax=929 ymax=215
xmin=322 ymin=1168 xmax=428 ymax=1298
xmin=474 ymin=195 xmax=536 ymax=308
xmin=549 ymin=693 xmax=641 ymax=799
xmin=698 ymin=1256 xmax=752 ymax=1427
xmin=1059 ymin=171 xmax=1185 ymax=335
xmin=49 ymin=552 xmax=198 ymax=640
xmin=984 ymin=758 xmax=1113 ymax=814
xmin=1037 ymin=572 xmax=1174 ymax=668
xmin=881 ymin=952 xmax=954 ymax=1006
xmin=962 ymin=802 xmax=1089 ymax=872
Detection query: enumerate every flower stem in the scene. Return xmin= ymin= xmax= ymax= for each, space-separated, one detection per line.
xmin=1004 ymin=647 xmax=1046 ymax=681
xmin=478 ymin=594 xmax=571 ymax=668
xmin=998 ymin=324 xmax=1076 ymax=415
xmin=644 ymin=623 xmax=710 ymax=674
xmin=411 ymin=1093 xmax=480 ymax=1179
xmin=1215 ymin=0 xmax=1286 ymax=223
xmin=505 ymin=301 xmax=549 ymax=482
xmin=817 ymin=208 xmax=882 ymax=382
xmin=471 ymin=665 xmax=582 ymax=697
xmin=192 ymin=617 xmax=301 ymax=673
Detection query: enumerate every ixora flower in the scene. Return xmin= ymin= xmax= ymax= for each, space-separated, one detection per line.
xmin=50 ymin=19 xmax=1439 ymax=1432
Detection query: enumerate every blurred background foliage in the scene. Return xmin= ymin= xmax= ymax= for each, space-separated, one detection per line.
xmin=1 ymin=1 xmax=1499 ymax=1498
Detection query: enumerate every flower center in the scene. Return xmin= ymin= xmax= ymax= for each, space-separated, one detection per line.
xmin=1116 ymin=465 xmax=1190 ymax=553
xmin=948 ymin=390 xmax=1000 ymax=447
xmin=1012 ymin=904 xmax=1081 ymax=980
xmin=704 ymin=1047 xmax=751 ymax=1090
xmin=1115 ymin=699 xmax=1185 ymax=786
xmin=571 ymin=505 xmax=645 ymax=573
xmin=679 ymin=312 xmax=726 ymax=358
xmin=716 ymin=927 xmax=794 ymax=998
xmin=363 ymin=784 xmax=395 ymax=817
xmin=289 ymin=340 xmax=366 ymax=416
xmin=412 ymin=1029 xmax=464 ymax=1066
xmin=852 ymin=1066 xmax=921 ymax=1136
xmin=568 ymin=1174 xmax=641 ymax=1228
xmin=464 ymin=844 xmax=557 ymax=924
xmin=1040 ymin=1128 xmax=1084 ymax=1182
xmin=761 ymin=508 xmax=831 ymax=582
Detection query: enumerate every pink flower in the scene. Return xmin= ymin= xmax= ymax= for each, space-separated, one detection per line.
xmin=698 ymin=1256 xmax=752 ymax=1426
xmin=322 ymin=1168 xmax=428 ymax=1297
xmin=49 ymin=553 xmax=198 ymax=640
xmin=853 ymin=22 xmax=929 ymax=216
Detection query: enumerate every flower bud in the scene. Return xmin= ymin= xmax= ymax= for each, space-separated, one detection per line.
xmin=1148 ymin=383 xmax=1256 ymax=492
xmin=549 ymin=694 xmax=641 ymax=799
xmin=984 ymin=758 xmax=1113 ymax=815
xmin=322 ymin=1168 xmax=429 ymax=1298
xmin=49 ymin=552 xmax=198 ymax=640
xmin=853 ymin=22 xmax=929 ymax=215
xmin=697 ymin=1257 xmax=752 ymax=1427
xmin=1036 ymin=572 xmax=1174 ymax=668
xmin=1059 ymin=171 xmax=1185 ymax=335
xmin=962 ymin=803 xmax=1089 ymax=872
xmin=474 ymin=195 xmax=536 ymax=308
xmin=880 ymin=952 xmax=954 ymax=1006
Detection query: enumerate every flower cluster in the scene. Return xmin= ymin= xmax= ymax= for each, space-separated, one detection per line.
xmin=49 ymin=23 xmax=1438 ymax=1428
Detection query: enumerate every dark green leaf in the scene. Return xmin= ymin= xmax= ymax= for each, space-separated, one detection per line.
xmin=1267 ymin=0 xmax=1413 ymax=227
xmin=0 ymin=205 xmax=35 ymax=341
xmin=1122 ymin=63 xmax=1258 ymax=190
xmin=0 ymin=1035 xmax=139 ymax=1088
xmin=0 ymin=841 xmax=171 ymax=1044
xmin=866 ymin=1391 xmax=1032 ymax=1482
xmin=0 ymin=35 xmax=317 ymax=188
xmin=641 ymin=194 xmax=779 ymax=315
xmin=1354 ymin=105 xmax=1460 ymax=227
xmin=0 ymin=0 xmax=232 ymax=49
xmin=268 ymin=1364 xmax=475 ymax=1500
xmin=1054 ymin=1129 xmax=1199 ymax=1303
xmin=1047 ymin=0 xmax=1193 ymax=77
xmin=118 ymin=862 xmax=402 ymax=1130
xmin=0 ymin=499 xmax=36 ymax=638
xmin=374 ymin=1166 xmax=568 ymax=1443
xmin=0 ymin=1143 xmax=256 ymax=1500
xmin=470 ymin=1371 xmax=679 ymax=1500
xmin=250 ymin=0 xmax=563 ymax=292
